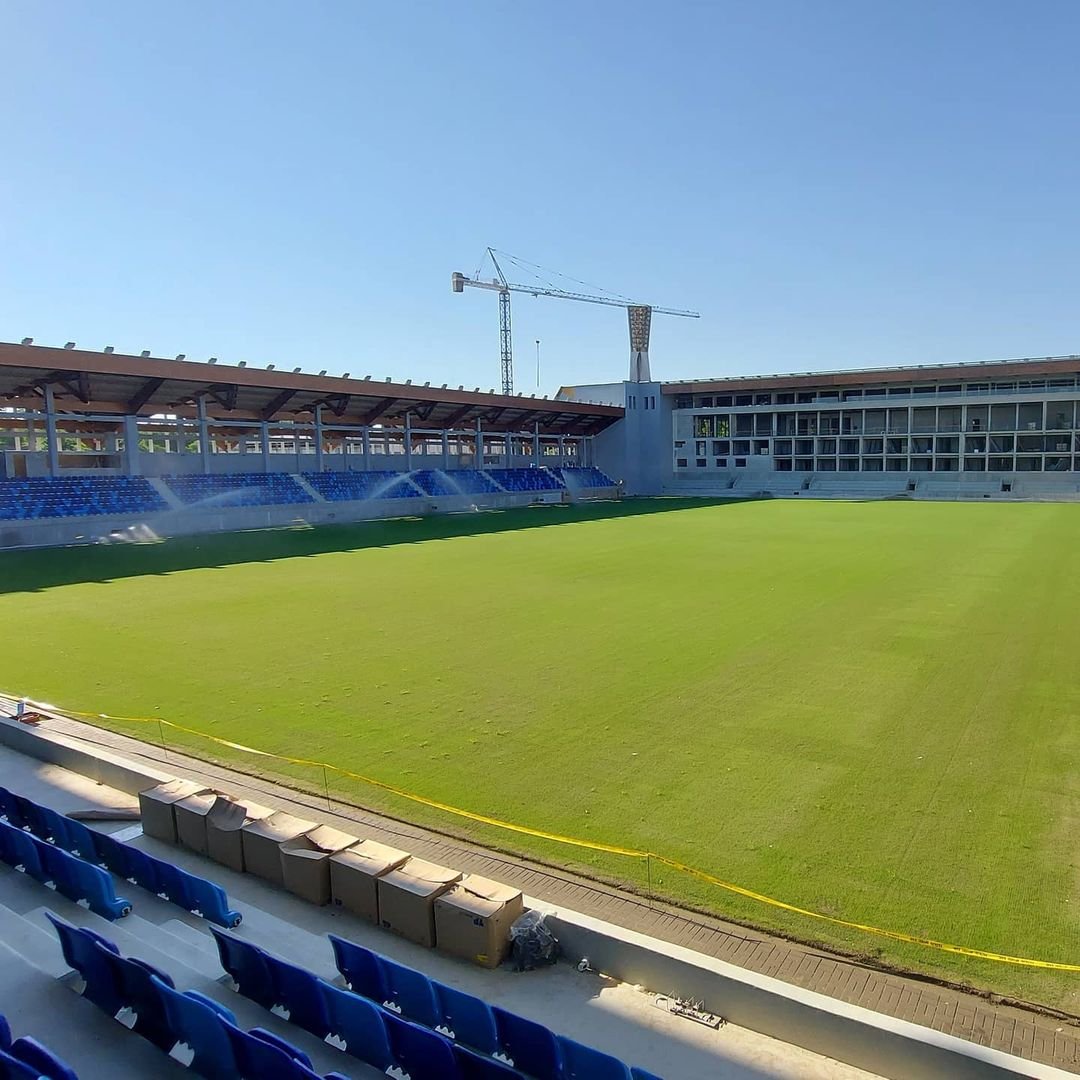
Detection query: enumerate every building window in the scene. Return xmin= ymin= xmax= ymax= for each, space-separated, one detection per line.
xmin=715 ymin=457 xmax=727 ymax=467
xmin=676 ymin=457 xmax=688 ymax=468
xmin=734 ymin=457 xmax=747 ymax=467
xmin=696 ymin=458 xmax=707 ymax=467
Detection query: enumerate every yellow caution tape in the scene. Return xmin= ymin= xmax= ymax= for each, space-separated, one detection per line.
xmin=28 ymin=696 xmax=1080 ymax=971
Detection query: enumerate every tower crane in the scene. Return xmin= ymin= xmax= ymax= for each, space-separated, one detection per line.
xmin=452 ymin=248 xmax=699 ymax=394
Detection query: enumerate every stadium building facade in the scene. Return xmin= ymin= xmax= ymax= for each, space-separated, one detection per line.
xmin=2 ymin=340 xmax=1080 ymax=547
xmin=572 ymin=352 xmax=1080 ymax=499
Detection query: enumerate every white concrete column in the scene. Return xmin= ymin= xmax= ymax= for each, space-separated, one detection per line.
xmin=314 ymin=406 xmax=324 ymax=473
xmin=44 ymin=385 xmax=59 ymax=477
xmin=197 ymin=397 xmax=210 ymax=473
xmin=475 ymin=418 xmax=484 ymax=469
xmin=362 ymin=425 xmax=371 ymax=471
xmin=442 ymin=429 xmax=449 ymax=469
xmin=260 ymin=421 xmax=270 ymax=473
xmin=123 ymin=415 xmax=140 ymax=475
xmin=404 ymin=412 xmax=413 ymax=471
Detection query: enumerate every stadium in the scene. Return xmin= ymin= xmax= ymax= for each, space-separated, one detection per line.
xmin=2 ymin=334 xmax=1080 ymax=1077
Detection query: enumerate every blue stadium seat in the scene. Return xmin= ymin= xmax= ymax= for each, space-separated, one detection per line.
xmin=303 ymin=470 xmax=420 ymax=502
xmin=91 ymin=941 xmax=177 ymax=1050
xmin=0 ymin=788 xmax=26 ymax=829
xmin=44 ymin=912 xmax=125 ymax=1015
xmin=0 ymin=475 xmax=166 ymax=521
xmin=265 ymin=954 xmax=331 ymax=1039
xmin=380 ymin=955 xmax=442 ymax=1028
xmin=454 ymin=1044 xmax=526 ymax=1079
xmin=40 ymin=842 xmax=131 ymax=919
xmin=8 ymin=1036 xmax=79 ymax=1080
xmin=13 ymin=795 xmax=52 ymax=841
xmin=328 ymin=934 xmax=387 ymax=1002
xmin=52 ymin=816 xmax=98 ymax=862
xmin=433 ymin=980 xmax=499 ymax=1055
xmin=559 ymin=467 xmax=616 ymax=489
xmin=164 ymin=863 xmax=242 ymax=928
xmin=91 ymin=831 xmax=132 ymax=879
xmin=163 ymin=473 xmax=313 ymax=509
xmin=630 ymin=1068 xmax=664 ymax=1080
xmin=383 ymin=1010 xmax=461 ymax=1080
xmin=119 ymin=845 xmax=160 ymax=895
xmin=0 ymin=823 xmax=43 ymax=878
xmin=151 ymin=976 xmax=239 ymax=1080
xmin=559 ymin=1036 xmax=633 ymax=1079
xmin=486 ymin=468 xmax=565 ymax=493
xmin=493 ymin=1006 xmax=563 ymax=1080
xmin=319 ymin=982 xmax=395 ymax=1071
xmin=223 ymin=1023 xmax=318 ymax=1078
xmin=0 ymin=1015 xmax=8 ymax=1049
xmin=209 ymin=926 xmax=277 ymax=1009
xmin=0 ymin=1048 xmax=43 ymax=1080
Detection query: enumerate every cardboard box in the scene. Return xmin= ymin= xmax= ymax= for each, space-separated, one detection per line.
xmin=435 ymin=874 xmax=524 ymax=968
xmin=138 ymin=779 xmax=211 ymax=844
xmin=330 ymin=840 xmax=411 ymax=923
xmin=174 ymin=792 xmax=220 ymax=855
xmin=241 ymin=811 xmax=317 ymax=886
xmin=377 ymin=857 xmax=461 ymax=948
xmin=279 ymin=825 xmax=359 ymax=905
xmin=206 ymin=798 xmax=275 ymax=872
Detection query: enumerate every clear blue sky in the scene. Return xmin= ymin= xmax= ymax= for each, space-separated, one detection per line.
xmin=2 ymin=1 xmax=1077 ymax=392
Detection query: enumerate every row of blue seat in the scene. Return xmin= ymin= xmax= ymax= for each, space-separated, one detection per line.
xmin=44 ymin=912 xmax=347 ymax=1080
xmin=559 ymin=467 xmax=616 ymax=489
xmin=212 ymin=926 xmax=662 ymax=1080
xmin=0 ymin=476 xmax=166 ymax=520
xmin=163 ymin=472 xmax=315 ymax=507
xmin=0 ymin=820 xmax=131 ymax=920
xmin=329 ymin=935 xmax=660 ymax=1080
xmin=0 ymin=1011 xmax=78 ymax=1080
xmin=0 ymin=787 xmax=241 ymax=928
xmin=486 ymin=468 xmax=567 ymax=493
xmin=212 ymin=926 xmax=523 ymax=1079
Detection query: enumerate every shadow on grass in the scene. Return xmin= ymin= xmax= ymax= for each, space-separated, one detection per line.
xmin=0 ymin=497 xmax=757 ymax=594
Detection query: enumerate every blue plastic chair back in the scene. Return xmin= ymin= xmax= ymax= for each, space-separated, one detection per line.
xmin=151 ymin=976 xmax=238 ymax=1080
xmin=37 ymin=807 xmax=73 ymax=850
xmin=209 ymin=925 xmax=276 ymax=1008
xmin=8 ymin=1036 xmax=79 ymax=1080
xmin=381 ymin=955 xmax=442 ymax=1028
xmin=0 ymin=788 xmax=25 ymax=829
xmin=493 ymin=1007 xmax=563 ymax=1080
xmin=384 ymin=1010 xmax=460 ymax=1080
xmin=58 ymin=817 xmax=98 ymax=862
xmin=89 ymin=942 xmax=175 ymax=1050
xmin=91 ymin=831 xmax=131 ymax=878
xmin=630 ymin=1068 xmax=665 ymax=1080
xmin=170 ymin=864 xmax=241 ymax=928
xmin=70 ymin=856 xmax=131 ymax=920
xmin=2 ymin=824 xmax=42 ymax=879
xmin=328 ymin=934 xmax=387 ymax=1002
xmin=224 ymin=1023 xmax=315 ymax=1078
xmin=37 ymin=840 xmax=76 ymax=895
xmin=12 ymin=796 xmax=51 ymax=841
xmin=559 ymin=1036 xmax=633 ymax=1080
xmin=44 ymin=912 xmax=124 ymax=1015
xmin=433 ymin=980 xmax=499 ymax=1055
xmin=0 ymin=1015 xmax=7 ymax=1051
xmin=265 ymin=954 xmax=331 ymax=1038
xmin=319 ymin=982 xmax=395 ymax=1071
xmin=454 ymin=1044 xmax=526 ymax=1078
xmin=122 ymin=846 xmax=160 ymax=894
xmin=0 ymin=1048 xmax=42 ymax=1080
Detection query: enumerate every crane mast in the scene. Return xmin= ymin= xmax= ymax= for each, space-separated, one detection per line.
xmin=452 ymin=249 xmax=699 ymax=393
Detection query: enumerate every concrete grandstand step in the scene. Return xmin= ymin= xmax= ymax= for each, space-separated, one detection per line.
xmin=0 ymin=892 xmax=72 ymax=977
xmin=0 ymin=938 xmax=189 ymax=1080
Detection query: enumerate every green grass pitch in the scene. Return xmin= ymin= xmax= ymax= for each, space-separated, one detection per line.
xmin=2 ymin=497 xmax=1079 ymax=1008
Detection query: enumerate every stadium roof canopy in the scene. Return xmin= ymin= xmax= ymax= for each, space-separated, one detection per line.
xmin=664 ymin=353 xmax=1080 ymax=395
xmin=0 ymin=342 xmax=622 ymax=436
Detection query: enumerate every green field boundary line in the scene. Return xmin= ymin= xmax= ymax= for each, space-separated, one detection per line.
xmin=6 ymin=690 xmax=1079 ymax=973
